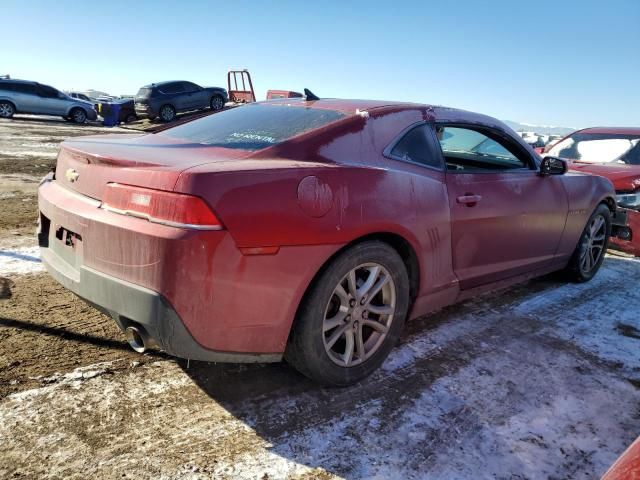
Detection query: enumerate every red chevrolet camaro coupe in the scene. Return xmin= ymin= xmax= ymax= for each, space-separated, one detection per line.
xmin=38 ymin=98 xmax=616 ymax=386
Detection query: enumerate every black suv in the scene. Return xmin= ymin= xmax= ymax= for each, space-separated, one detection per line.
xmin=134 ymin=80 xmax=228 ymax=122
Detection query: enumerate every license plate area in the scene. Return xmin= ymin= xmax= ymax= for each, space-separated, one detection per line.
xmin=49 ymin=223 xmax=84 ymax=273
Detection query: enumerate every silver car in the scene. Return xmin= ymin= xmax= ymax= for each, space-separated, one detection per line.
xmin=0 ymin=79 xmax=97 ymax=123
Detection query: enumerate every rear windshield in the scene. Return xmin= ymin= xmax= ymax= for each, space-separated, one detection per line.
xmin=157 ymin=103 xmax=347 ymax=150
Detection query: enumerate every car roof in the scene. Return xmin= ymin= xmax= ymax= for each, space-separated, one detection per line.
xmin=578 ymin=127 xmax=640 ymax=135
xmin=262 ymin=98 xmax=513 ymax=132
xmin=263 ymin=97 xmax=422 ymax=113
xmin=142 ymin=80 xmax=193 ymax=88
xmin=0 ymin=78 xmax=36 ymax=84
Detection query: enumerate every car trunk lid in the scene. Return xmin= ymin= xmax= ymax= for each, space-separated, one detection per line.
xmin=55 ymin=133 xmax=254 ymax=200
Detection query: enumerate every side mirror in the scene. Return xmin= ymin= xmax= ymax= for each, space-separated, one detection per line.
xmin=539 ymin=156 xmax=568 ymax=176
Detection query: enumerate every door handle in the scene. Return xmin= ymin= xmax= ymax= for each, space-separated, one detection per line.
xmin=456 ymin=194 xmax=482 ymax=206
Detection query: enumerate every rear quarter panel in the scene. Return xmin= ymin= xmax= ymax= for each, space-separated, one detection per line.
xmin=175 ymin=108 xmax=458 ymax=304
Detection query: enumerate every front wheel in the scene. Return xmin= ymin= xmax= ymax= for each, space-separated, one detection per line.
xmin=210 ymin=95 xmax=225 ymax=111
xmin=69 ymin=108 xmax=87 ymax=124
xmin=285 ymin=241 xmax=410 ymax=386
xmin=564 ymin=204 xmax=611 ymax=282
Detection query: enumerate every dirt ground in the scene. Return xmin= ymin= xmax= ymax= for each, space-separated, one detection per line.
xmin=1 ymin=115 xmax=639 ymax=479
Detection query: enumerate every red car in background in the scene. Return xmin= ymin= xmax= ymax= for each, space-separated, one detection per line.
xmin=38 ymin=99 xmax=616 ymax=386
xmin=540 ymin=127 xmax=640 ymax=256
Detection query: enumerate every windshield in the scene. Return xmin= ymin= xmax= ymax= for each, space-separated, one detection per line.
xmin=158 ymin=103 xmax=347 ymax=150
xmin=548 ymin=132 xmax=640 ymax=165
xmin=136 ymin=87 xmax=152 ymax=97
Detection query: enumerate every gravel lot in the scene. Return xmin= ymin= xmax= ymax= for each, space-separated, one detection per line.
xmin=0 ymin=116 xmax=639 ymax=479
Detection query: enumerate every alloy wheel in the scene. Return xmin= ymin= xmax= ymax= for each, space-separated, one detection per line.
xmin=72 ymin=109 xmax=86 ymax=123
xmin=0 ymin=103 xmax=14 ymax=118
xmin=211 ymin=96 xmax=224 ymax=110
xmin=323 ymin=263 xmax=396 ymax=367
xmin=161 ymin=105 xmax=174 ymax=121
xmin=580 ymin=214 xmax=606 ymax=273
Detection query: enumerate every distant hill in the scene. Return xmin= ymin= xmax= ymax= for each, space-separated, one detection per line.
xmin=503 ymin=120 xmax=575 ymax=136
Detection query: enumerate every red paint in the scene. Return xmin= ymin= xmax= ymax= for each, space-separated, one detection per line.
xmin=602 ymin=436 xmax=640 ymax=480
xmin=545 ymin=127 xmax=640 ymax=255
xmin=570 ymin=162 xmax=640 ymax=191
xmin=227 ymin=70 xmax=255 ymax=103
xmin=39 ymin=100 xmax=615 ymax=356
xmin=610 ymin=208 xmax=640 ymax=256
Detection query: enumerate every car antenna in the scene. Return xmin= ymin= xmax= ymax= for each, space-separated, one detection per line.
xmin=304 ymin=88 xmax=320 ymax=101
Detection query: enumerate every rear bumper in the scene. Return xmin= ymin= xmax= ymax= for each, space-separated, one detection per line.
xmin=38 ymin=180 xmax=339 ymax=361
xmin=134 ymin=103 xmax=157 ymax=117
xmin=610 ymin=207 xmax=640 ymax=256
xmin=40 ymin=246 xmax=279 ymax=362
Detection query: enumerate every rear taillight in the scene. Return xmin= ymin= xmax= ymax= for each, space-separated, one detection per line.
xmin=101 ymin=183 xmax=223 ymax=230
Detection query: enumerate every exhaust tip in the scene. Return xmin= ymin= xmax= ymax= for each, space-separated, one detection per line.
xmin=125 ymin=326 xmax=146 ymax=353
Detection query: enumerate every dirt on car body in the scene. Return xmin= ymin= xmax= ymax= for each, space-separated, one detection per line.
xmin=1 ymin=117 xmax=639 ymax=479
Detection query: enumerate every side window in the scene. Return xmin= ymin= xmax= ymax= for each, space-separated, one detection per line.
xmin=159 ymin=82 xmax=184 ymax=94
xmin=0 ymin=82 xmax=16 ymax=91
xmin=436 ymin=126 xmax=530 ymax=171
xmin=13 ymin=83 xmax=37 ymax=95
xmin=37 ymin=84 xmax=60 ymax=98
xmin=389 ymin=124 xmax=442 ymax=169
xmin=182 ymin=82 xmax=200 ymax=92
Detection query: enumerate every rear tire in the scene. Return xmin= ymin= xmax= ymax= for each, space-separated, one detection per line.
xmin=125 ymin=113 xmax=137 ymax=123
xmin=0 ymin=101 xmax=15 ymax=118
xmin=564 ymin=204 xmax=611 ymax=282
xmin=285 ymin=241 xmax=410 ymax=386
xmin=69 ymin=107 xmax=87 ymax=124
xmin=159 ymin=104 xmax=175 ymax=122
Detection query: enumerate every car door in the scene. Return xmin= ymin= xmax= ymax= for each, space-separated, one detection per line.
xmin=35 ymin=84 xmax=68 ymax=115
xmin=384 ymin=123 xmax=460 ymax=294
xmin=437 ymin=124 xmax=568 ymax=289
xmin=181 ymin=82 xmax=205 ymax=109
xmin=13 ymin=83 xmax=40 ymax=113
xmin=160 ymin=82 xmax=186 ymax=111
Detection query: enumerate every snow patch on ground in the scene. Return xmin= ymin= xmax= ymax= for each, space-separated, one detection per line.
xmin=204 ymin=329 xmax=638 ymax=479
xmin=10 ymin=362 xmax=116 ymax=403
xmin=1 ymin=256 xmax=639 ymax=479
xmin=0 ymin=245 xmax=44 ymax=275
xmin=514 ymin=255 xmax=640 ymax=375
xmin=9 ymin=150 xmax=59 ymax=158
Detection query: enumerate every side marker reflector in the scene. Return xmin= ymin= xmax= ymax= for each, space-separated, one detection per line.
xmin=239 ymin=246 xmax=280 ymax=256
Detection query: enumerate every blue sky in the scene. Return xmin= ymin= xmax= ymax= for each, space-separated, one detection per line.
xmin=3 ymin=0 xmax=639 ymax=127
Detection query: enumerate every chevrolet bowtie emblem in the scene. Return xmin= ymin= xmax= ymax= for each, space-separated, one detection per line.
xmin=65 ymin=168 xmax=79 ymax=183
